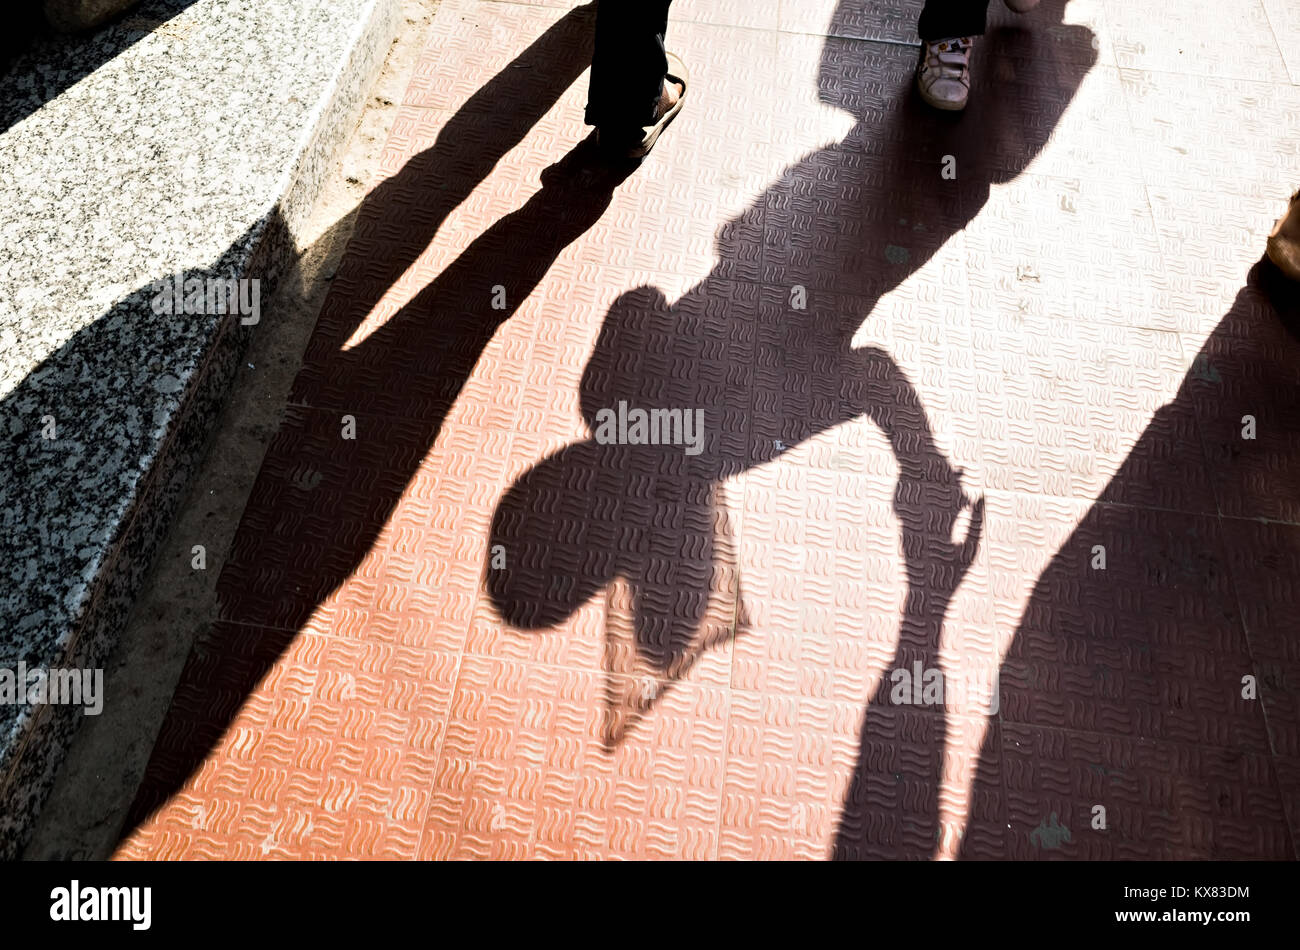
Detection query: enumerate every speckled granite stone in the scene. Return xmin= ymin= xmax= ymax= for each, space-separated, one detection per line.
xmin=0 ymin=0 xmax=400 ymax=856
xmin=45 ymin=0 xmax=144 ymax=33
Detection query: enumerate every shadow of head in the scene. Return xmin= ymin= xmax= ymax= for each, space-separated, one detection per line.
xmin=485 ymin=281 xmax=734 ymax=698
xmin=487 ymin=281 xmax=707 ymax=532
xmin=706 ymin=2 xmax=1101 ymax=314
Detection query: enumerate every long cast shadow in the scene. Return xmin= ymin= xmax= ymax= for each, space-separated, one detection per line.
xmin=953 ymin=263 xmax=1300 ymax=860
xmin=118 ymin=4 xmax=618 ymax=835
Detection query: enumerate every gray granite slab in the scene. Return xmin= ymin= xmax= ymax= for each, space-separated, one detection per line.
xmin=0 ymin=0 xmax=400 ymax=855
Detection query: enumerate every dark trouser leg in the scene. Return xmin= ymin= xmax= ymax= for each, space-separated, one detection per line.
xmin=918 ymin=0 xmax=990 ymax=40
xmin=585 ymin=0 xmax=673 ymax=128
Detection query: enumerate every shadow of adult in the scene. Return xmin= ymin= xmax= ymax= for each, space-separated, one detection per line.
xmin=118 ymin=3 xmax=631 ymax=835
xmin=953 ymin=261 xmax=1300 ymax=860
xmin=486 ymin=0 xmax=1096 ymax=858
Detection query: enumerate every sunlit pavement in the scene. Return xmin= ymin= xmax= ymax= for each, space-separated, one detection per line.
xmin=119 ymin=0 xmax=1300 ymax=859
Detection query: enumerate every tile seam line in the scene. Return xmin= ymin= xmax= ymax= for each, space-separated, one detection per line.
xmin=1258 ymin=0 xmax=1299 ymax=86
xmin=1114 ymin=62 xmax=1298 ymax=89
xmin=977 ymin=489 xmax=1297 ymax=526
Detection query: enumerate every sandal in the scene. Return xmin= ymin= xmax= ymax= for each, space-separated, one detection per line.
xmin=600 ymin=52 xmax=688 ymax=160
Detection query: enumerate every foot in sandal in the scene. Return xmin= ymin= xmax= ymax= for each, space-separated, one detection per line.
xmin=597 ymin=53 xmax=688 ymax=160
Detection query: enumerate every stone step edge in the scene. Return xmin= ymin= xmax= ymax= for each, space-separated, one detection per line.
xmin=0 ymin=0 xmax=403 ymax=858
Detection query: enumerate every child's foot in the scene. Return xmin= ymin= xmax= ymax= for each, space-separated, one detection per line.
xmin=916 ymin=37 xmax=974 ymax=111
xmin=1004 ymin=0 xmax=1040 ymax=12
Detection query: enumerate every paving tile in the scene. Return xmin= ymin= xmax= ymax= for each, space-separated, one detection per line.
xmin=721 ymin=692 xmax=867 ymax=859
xmin=123 ymin=624 xmax=457 ymax=859
xmin=1183 ymin=274 xmax=1300 ymax=525
xmin=1252 ymin=655 xmax=1300 ymax=763
xmin=1273 ymin=756 xmax=1300 ymax=858
xmin=1221 ymin=519 xmax=1300 ymax=664
xmin=403 ymin=1 xmax=597 ymax=114
xmin=215 ymin=405 xmax=507 ymax=636
xmin=996 ymin=723 xmax=1293 ymax=859
xmin=1105 ymin=0 xmax=1288 ymax=82
xmin=998 ymin=640 xmax=1268 ymax=753
xmin=989 ymin=493 xmax=1250 ymax=655
xmin=965 ymin=173 xmax=1167 ymax=329
xmin=420 ymin=655 xmax=728 ymax=859
xmin=971 ymin=316 xmax=1209 ymax=508
xmin=668 ymin=0 xmax=780 ymax=32
xmin=1147 ymin=186 xmax=1286 ymax=290
xmin=1121 ymin=68 xmax=1300 ymax=200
